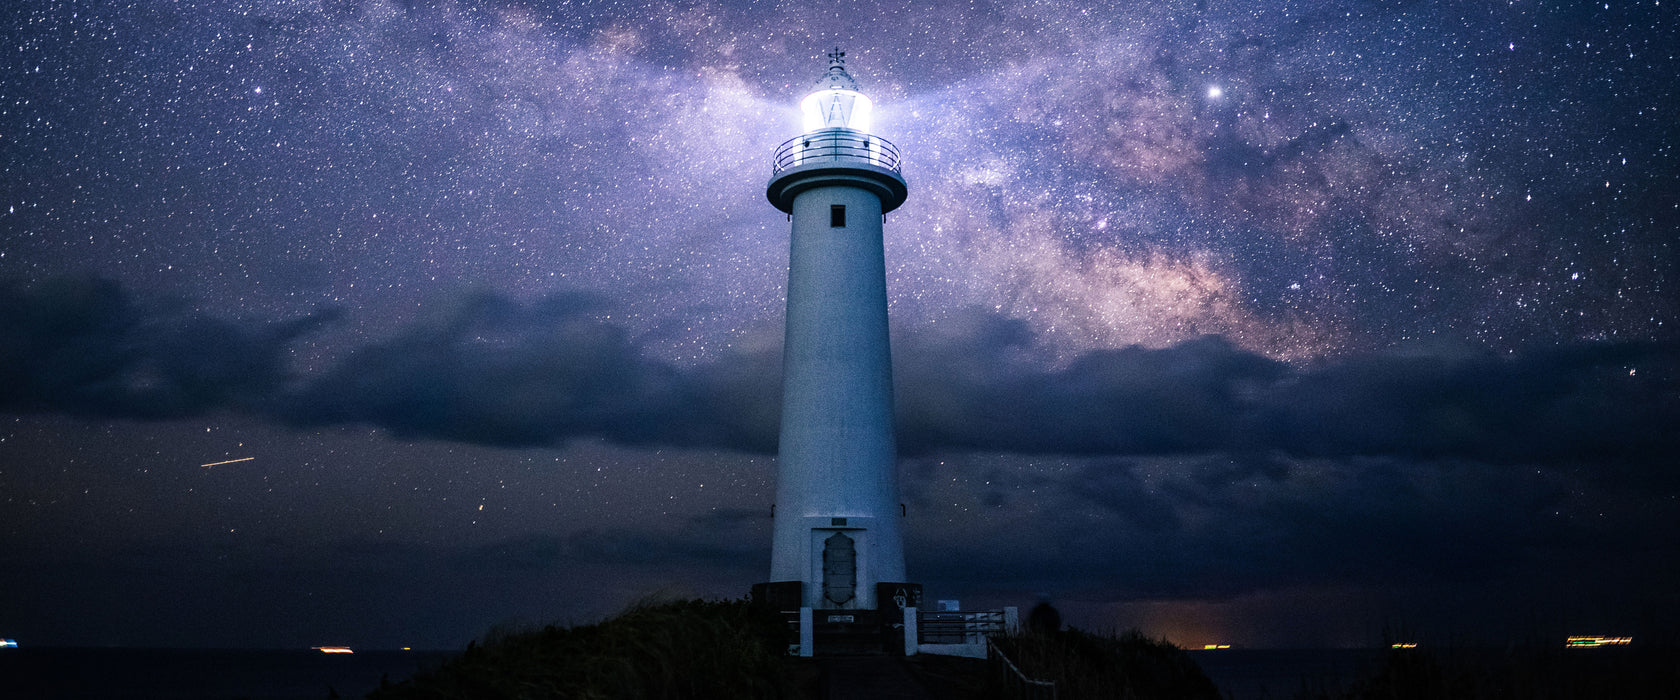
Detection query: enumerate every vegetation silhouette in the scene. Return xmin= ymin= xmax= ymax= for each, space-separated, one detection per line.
xmin=367 ymin=598 xmax=1236 ymax=699
xmin=368 ymin=598 xmax=801 ymax=699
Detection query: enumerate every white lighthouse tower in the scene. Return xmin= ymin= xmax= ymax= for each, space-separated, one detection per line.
xmin=762 ymin=49 xmax=914 ymax=620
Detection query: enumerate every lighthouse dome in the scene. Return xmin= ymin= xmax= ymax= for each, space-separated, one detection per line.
xmin=800 ymin=47 xmax=873 ymax=133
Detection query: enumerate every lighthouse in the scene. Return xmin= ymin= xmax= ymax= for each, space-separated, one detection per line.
xmin=760 ymin=49 xmax=915 ymax=624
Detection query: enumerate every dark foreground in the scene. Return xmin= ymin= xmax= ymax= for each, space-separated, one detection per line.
xmin=4 ymin=607 xmax=1673 ymax=700
xmin=2 ymin=645 xmax=1674 ymax=699
xmin=0 ymin=647 xmax=451 ymax=699
xmin=1196 ymin=645 xmax=1680 ymax=700
xmin=361 ymin=602 xmax=1222 ymax=699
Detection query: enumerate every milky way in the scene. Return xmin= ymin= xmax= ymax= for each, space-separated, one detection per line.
xmin=2 ymin=0 xmax=1676 ymax=649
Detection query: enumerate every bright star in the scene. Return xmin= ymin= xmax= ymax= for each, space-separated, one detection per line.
xmin=1207 ymin=86 xmax=1223 ymax=98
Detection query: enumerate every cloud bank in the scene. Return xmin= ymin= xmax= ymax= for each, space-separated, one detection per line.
xmin=4 ymin=277 xmax=1673 ymax=467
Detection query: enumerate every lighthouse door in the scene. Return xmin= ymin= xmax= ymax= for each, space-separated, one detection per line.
xmin=821 ymin=531 xmax=857 ymax=607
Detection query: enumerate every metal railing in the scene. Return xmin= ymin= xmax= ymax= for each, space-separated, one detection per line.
xmin=988 ymin=636 xmax=1058 ymax=700
xmin=918 ymin=609 xmax=1007 ymax=645
xmin=771 ymin=128 xmax=902 ymax=175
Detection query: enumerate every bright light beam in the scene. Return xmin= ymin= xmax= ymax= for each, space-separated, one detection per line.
xmin=200 ymin=457 xmax=255 ymax=467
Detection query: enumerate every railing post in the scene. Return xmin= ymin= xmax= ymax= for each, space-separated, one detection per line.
xmin=1004 ymin=606 xmax=1020 ymax=635
xmin=798 ymin=607 xmax=813 ymax=658
xmin=903 ymin=606 xmax=918 ymax=656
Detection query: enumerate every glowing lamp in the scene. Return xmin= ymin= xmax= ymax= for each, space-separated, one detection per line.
xmin=800 ymin=48 xmax=873 ymax=134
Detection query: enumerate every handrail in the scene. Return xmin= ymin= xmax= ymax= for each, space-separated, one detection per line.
xmin=772 ymin=128 xmax=902 ymax=175
xmin=987 ymin=636 xmax=1058 ymax=700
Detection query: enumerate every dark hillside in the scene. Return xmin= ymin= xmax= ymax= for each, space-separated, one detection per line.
xmin=368 ymin=599 xmax=1233 ymax=700
xmin=368 ymin=599 xmax=804 ymax=700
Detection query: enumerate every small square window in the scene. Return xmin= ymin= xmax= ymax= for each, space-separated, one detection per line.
xmin=830 ymin=205 xmax=846 ymax=228
xmin=831 ymin=517 xmax=848 ymax=526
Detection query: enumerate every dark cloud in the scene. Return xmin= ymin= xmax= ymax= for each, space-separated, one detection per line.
xmin=0 ymin=277 xmax=338 ymax=419
xmin=276 ymin=290 xmax=702 ymax=447
xmin=895 ymin=316 xmax=1290 ymax=455
xmin=896 ymin=308 xmax=1679 ymax=468
xmin=3 ymin=278 xmax=1675 ymax=469
xmin=902 ymin=451 xmax=1666 ymax=619
xmin=1062 ymin=460 xmax=1183 ymax=533
xmin=1253 ymin=342 xmax=1680 ymax=467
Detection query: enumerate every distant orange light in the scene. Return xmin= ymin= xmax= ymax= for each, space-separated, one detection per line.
xmin=312 ymin=646 xmax=354 ymax=654
xmin=1201 ymin=644 xmax=1231 ymax=650
xmin=1391 ymin=643 xmax=1418 ymax=649
xmin=1566 ymin=636 xmax=1630 ymax=648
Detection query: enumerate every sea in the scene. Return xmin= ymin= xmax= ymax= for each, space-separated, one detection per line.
xmin=0 ymin=647 xmax=454 ymax=699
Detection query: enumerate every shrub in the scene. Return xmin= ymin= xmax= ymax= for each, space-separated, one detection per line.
xmin=369 ymin=598 xmax=801 ymax=700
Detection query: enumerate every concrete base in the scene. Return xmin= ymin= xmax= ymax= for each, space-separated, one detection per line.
xmin=916 ymin=643 xmax=988 ymax=659
xmin=902 ymin=606 xmax=918 ymax=656
xmin=799 ymin=607 xmax=814 ymax=658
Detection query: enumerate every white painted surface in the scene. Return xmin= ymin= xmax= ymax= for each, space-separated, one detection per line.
xmin=917 ymin=643 xmax=988 ymax=659
xmin=768 ymin=180 xmax=906 ymax=610
xmin=903 ymin=606 xmax=919 ymax=656
xmin=798 ymin=607 xmax=813 ymax=658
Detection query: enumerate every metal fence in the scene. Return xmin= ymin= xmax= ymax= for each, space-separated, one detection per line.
xmin=988 ymin=636 xmax=1058 ymax=700
xmin=771 ymin=128 xmax=902 ymax=175
xmin=917 ymin=609 xmax=1007 ymax=645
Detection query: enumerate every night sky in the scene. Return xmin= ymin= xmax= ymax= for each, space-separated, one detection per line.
xmin=3 ymin=0 xmax=1677 ymax=650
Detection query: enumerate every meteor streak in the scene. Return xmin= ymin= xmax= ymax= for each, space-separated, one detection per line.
xmin=200 ymin=457 xmax=255 ymax=467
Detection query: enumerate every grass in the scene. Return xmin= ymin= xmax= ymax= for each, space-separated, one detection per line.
xmin=367 ymin=597 xmax=805 ymax=700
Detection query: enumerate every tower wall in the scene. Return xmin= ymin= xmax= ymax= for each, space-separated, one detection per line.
xmin=769 ymin=181 xmax=905 ymax=610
